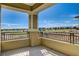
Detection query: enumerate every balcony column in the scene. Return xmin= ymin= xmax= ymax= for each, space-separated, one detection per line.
xmin=28 ymin=14 xmax=40 ymax=46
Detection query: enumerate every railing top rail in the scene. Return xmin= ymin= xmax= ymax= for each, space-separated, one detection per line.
xmin=43 ymin=32 xmax=79 ymax=37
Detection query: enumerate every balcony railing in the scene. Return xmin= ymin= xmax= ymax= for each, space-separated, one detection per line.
xmin=40 ymin=32 xmax=79 ymax=44
xmin=1 ymin=31 xmax=79 ymax=44
xmin=1 ymin=32 xmax=28 ymax=41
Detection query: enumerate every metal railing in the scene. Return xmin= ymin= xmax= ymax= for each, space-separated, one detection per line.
xmin=1 ymin=31 xmax=79 ymax=44
xmin=1 ymin=32 xmax=28 ymax=41
xmin=40 ymin=32 xmax=79 ymax=44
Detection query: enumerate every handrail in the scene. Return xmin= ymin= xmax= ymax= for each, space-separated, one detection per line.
xmin=40 ymin=32 xmax=79 ymax=44
xmin=1 ymin=32 xmax=28 ymax=41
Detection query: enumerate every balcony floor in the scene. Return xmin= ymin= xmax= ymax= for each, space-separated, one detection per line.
xmin=2 ymin=46 xmax=66 ymax=56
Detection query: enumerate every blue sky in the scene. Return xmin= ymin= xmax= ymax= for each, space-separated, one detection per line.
xmin=1 ymin=3 xmax=79 ymax=29
xmin=1 ymin=8 xmax=28 ymax=29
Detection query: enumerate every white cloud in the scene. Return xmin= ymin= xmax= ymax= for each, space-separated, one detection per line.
xmin=64 ymin=21 xmax=71 ymax=23
xmin=40 ymin=22 xmax=78 ymax=28
xmin=68 ymin=14 xmax=79 ymax=17
xmin=1 ymin=23 xmax=27 ymax=29
xmin=68 ymin=14 xmax=79 ymax=20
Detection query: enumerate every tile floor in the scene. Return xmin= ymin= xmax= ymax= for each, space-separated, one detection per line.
xmin=2 ymin=46 xmax=65 ymax=56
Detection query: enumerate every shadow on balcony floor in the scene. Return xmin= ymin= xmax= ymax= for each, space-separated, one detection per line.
xmin=2 ymin=46 xmax=65 ymax=56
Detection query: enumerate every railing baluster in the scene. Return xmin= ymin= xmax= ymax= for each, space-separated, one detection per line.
xmin=1 ymin=32 xmax=28 ymax=41
xmin=42 ymin=32 xmax=79 ymax=45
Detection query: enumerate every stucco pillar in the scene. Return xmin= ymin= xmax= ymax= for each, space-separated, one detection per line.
xmin=28 ymin=14 xmax=40 ymax=46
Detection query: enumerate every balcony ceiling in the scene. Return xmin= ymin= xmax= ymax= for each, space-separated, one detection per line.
xmin=24 ymin=3 xmax=35 ymax=6
xmin=1 ymin=3 xmax=55 ymax=14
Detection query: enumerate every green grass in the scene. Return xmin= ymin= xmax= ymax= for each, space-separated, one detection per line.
xmin=43 ymin=29 xmax=72 ymax=33
xmin=2 ymin=29 xmax=78 ymax=33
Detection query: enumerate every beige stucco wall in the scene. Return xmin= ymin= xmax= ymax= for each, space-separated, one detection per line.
xmin=29 ymin=32 xmax=41 ymax=46
xmin=2 ymin=39 xmax=29 ymax=51
xmin=0 ymin=41 xmax=1 ymax=55
xmin=0 ymin=5 xmax=1 ymax=55
xmin=41 ymin=37 xmax=79 ymax=56
xmin=0 ymin=34 xmax=1 ymax=55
